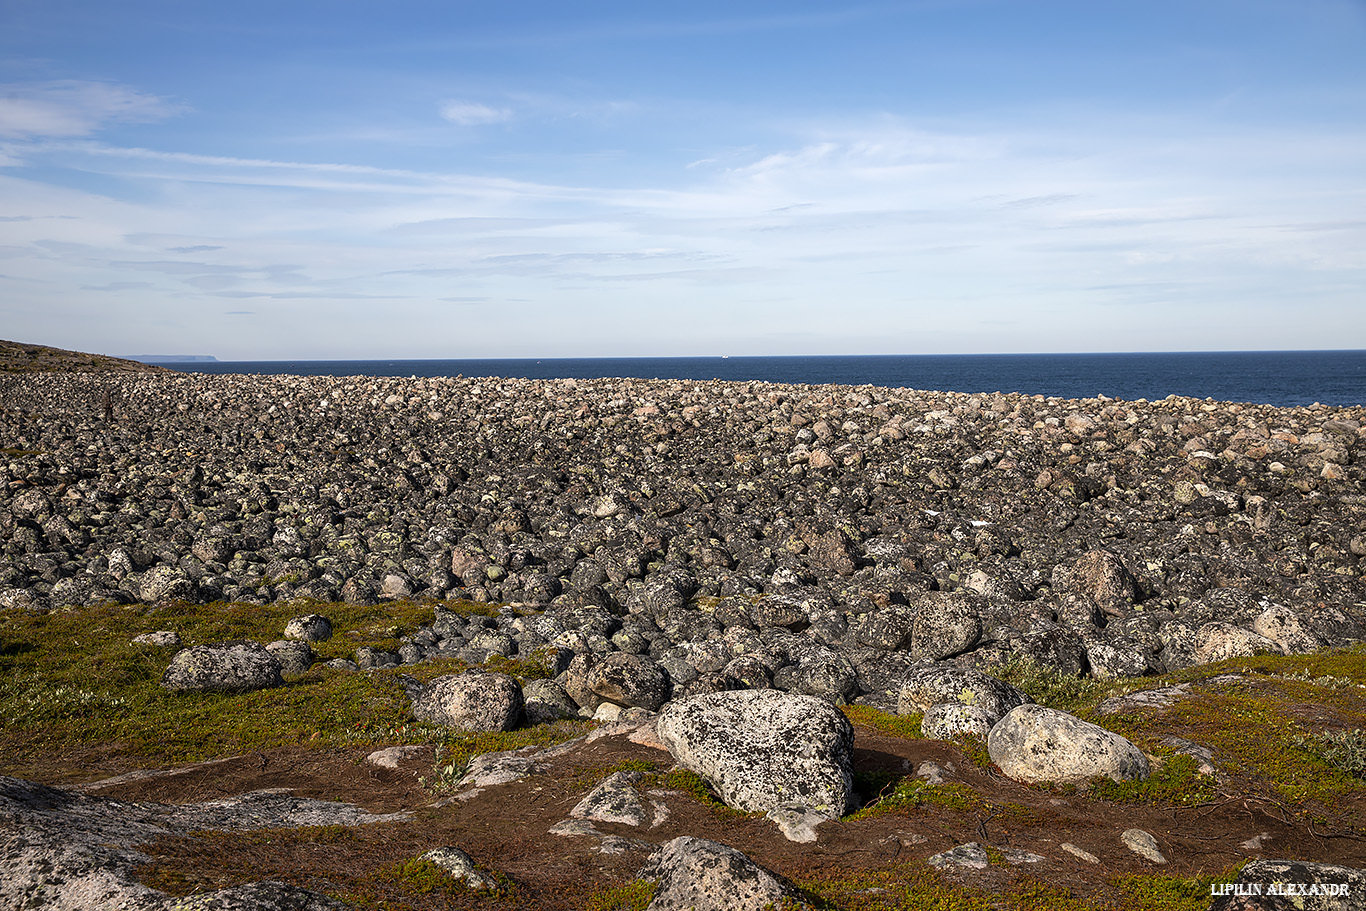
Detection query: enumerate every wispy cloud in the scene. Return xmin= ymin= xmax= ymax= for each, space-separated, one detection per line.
xmin=0 ymin=81 xmax=183 ymax=140
xmin=438 ymin=100 xmax=513 ymax=126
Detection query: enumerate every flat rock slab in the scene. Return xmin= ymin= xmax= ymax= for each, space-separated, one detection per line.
xmin=655 ymin=690 xmax=855 ymax=815
xmin=0 ymin=775 xmax=404 ymax=911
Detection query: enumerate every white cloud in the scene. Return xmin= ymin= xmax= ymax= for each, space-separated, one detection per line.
xmin=438 ymin=100 xmax=513 ymax=126
xmin=0 ymin=81 xmax=182 ymax=139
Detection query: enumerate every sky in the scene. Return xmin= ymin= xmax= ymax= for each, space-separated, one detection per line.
xmin=1 ymin=0 xmax=1365 ymax=360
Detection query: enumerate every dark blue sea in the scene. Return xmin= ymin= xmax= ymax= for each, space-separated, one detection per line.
xmin=165 ymin=351 xmax=1366 ymax=408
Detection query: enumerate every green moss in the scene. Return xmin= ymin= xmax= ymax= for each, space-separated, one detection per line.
xmin=0 ymin=601 xmax=586 ymax=775
xmin=1088 ymin=753 xmax=1216 ymax=806
xmin=948 ymin=733 xmax=993 ymax=771
xmin=792 ymin=858 xmax=993 ymax=910
xmin=374 ymin=858 xmax=475 ymax=897
xmin=645 ymin=768 xmax=752 ymax=819
xmin=586 ymin=880 xmax=658 ymax=911
xmin=841 ymin=704 xmax=926 ymax=738
xmin=1109 ymin=681 xmax=1366 ymax=805
xmin=791 ymin=862 xmax=1241 ymax=911
xmin=1109 ymin=870 xmax=1239 ymax=911
xmin=850 ymin=776 xmax=983 ymax=819
xmin=985 ymin=657 xmax=1126 ymax=715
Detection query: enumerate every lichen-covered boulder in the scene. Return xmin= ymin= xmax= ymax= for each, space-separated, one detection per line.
xmin=1209 ymin=859 xmax=1366 ymax=911
xmin=411 ymin=671 xmax=523 ymax=732
xmin=420 ymin=847 xmax=500 ymax=892
xmin=988 ymin=704 xmax=1149 ymax=785
xmin=521 ymin=679 xmax=580 ymax=725
xmin=921 ymin=702 xmax=995 ymax=741
xmin=570 ymin=771 xmax=650 ymax=826
xmin=587 ymin=652 xmax=670 ymax=712
xmin=283 ymin=613 xmax=332 ymax=643
xmin=908 ymin=592 xmax=983 ymax=660
xmin=161 ymin=641 xmax=284 ymax=693
xmin=138 ymin=564 xmax=194 ymax=603
xmin=1056 ymin=549 xmax=1139 ymax=606
xmin=639 ymin=836 xmax=815 ymax=911
xmin=1193 ymin=622 xmax=1283 ymax=664
xmin=1251 ymin=603 xmax=1323 ymax=655
xmin=655 ymin=690 xmax=855 ymax=815
xmin=265 ymin=639 xmax=314 ymax=678
xmin=897 ymin=666 xmax=1030 ymax=724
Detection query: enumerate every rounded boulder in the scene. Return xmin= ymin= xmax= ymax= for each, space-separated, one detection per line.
xmin=987 ymin=704 xmax=1149 ymax=785
xmin=411 ymin=671 xmax=523 ymax=732
xmin=655 ymin=689 xmax=855 ymax=815
xmin=162 ymin=641 xmax=284 ymax=693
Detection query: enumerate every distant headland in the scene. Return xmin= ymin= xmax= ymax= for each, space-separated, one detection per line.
xmin=121 ymin=354 xmax=220 ymax=364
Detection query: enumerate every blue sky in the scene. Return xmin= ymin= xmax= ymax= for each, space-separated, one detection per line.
xmin=2 ymin=0 xmax=1364 ymax=359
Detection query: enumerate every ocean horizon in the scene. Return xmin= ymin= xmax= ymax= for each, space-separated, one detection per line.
xmin=158 ymin=350 xmax=1366 ymax=409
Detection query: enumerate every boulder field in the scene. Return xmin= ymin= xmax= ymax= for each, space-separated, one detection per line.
xmin=1 ymin=370 xmax=1363 ymax=693
xmin=3 ymin=368 xmax=1366 ymax=909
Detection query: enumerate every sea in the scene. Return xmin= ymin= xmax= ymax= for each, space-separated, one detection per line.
xmin=163 ymin=351 xmax=1366 ymax=409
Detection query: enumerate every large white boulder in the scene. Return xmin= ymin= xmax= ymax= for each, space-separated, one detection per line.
xmin=655 ymin=690 xmax=855 ymax=815
xmin=987 ymin=704 xmax=1149 ymax=785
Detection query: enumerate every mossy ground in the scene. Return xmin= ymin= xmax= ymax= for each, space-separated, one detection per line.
xmin=783 ymin=859 xmax=1240 ymax=911
xmin=0 ymin=599 xmax=579 ymax=778
xmin=6 ymin=600 xmax=1366 ymax=909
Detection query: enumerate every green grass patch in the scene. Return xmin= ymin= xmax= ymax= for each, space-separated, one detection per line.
xmin=791 ymin=858 xmax=992 ymax=910
xmin=1090 ymin=665 xmax=1366 ymax=807
xmin=0 ymin=600 xmax=581 ymax=775
xmin=1109 ymin=870 xmax=1239 ymax=911
xmin=586 ymin=880 xmax=658 ymax=911
xmin=850 ymin=775 xmax=983 ymax=819
xmin=841 ymin=704 xmax=926 ymax=738
xmin=790 ymin=861 xmax=1239 ymax=911
xmin=644 ymin=768 xmax=753 ymax=819
xmin=985 ymin=657 xmax=1129 ymax=715
xmin=1087 ymin=753 xmax=1216 ymax=806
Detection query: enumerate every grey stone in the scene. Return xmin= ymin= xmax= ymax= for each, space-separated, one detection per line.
xmin=639 ymin=836 xmax=815 ymax=911
xmin=138 ymin=564 xmax=194 ymax=602
xmin=411 ymin=671 xmax=523 ymax=732
xmin=1209 ymin=859 xmax=1366 ymax=911
xmin=132 ymin=630 xmax=182 ymax=649
xmin=1193 ymin=622 xmax=1283 ymax=664
xmin=764 ymin=802 xmax=835 ymax=843
xmin=571 ymin=771 xmax=649 ymax=826
xmin=283 ymin=613 xmax=332 ymax=643
xmin=1121 ymin=828 xmax=1167 ymax=864
xmin=162 ymin=641 xmax=284 ymax=693
xmin=908 ymin=591 xmax=983 ymax=660
xmin=897 ymin=665 xmax=1029 ymax=724
xmin=265 ymin=639 xmax=313 ymax=677
xmin=588 ymin=652 xmax=671 ymax=712
xmin=929 ymin=842 xmax=1046 ymax=870
xmin=988 ymin=704 xmax=1150 ymax=785
xmin=420 ymin=846 xmax=499 ymax=892
xmin=655 ymin=689 xmax=855 ymax=815
xmin=522 ymin=679 xmax=580 ymax=725
xmin=920 ymin=702 xmax=994 ymax=741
